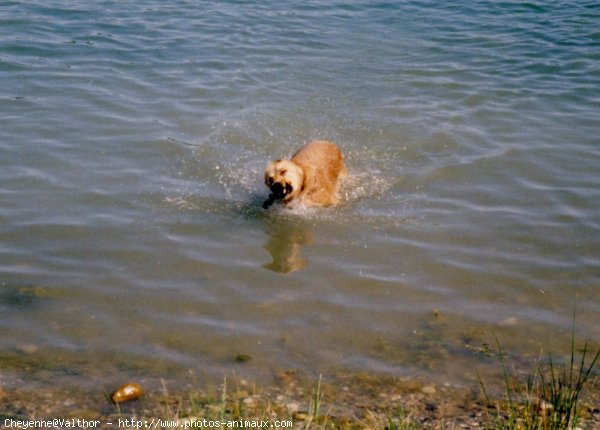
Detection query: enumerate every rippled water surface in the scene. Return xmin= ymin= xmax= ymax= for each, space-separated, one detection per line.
xmin=1 ymin=1 xmax=599 ymax=391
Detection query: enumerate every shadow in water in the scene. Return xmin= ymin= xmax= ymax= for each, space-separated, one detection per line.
xmin=262 ymin=216 xmax=313 ymax=274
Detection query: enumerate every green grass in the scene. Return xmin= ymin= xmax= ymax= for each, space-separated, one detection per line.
xmin=305 ymin=374 xmax=323 ymax=429
xmin=481 ymin=328 xmax=599 ymax=430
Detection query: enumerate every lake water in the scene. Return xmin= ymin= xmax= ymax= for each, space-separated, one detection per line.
xmin=1 ymin=0 xmax=599 ymax=394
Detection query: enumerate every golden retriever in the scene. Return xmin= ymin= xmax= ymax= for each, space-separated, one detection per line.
xmin=263 ymin=140 xmax=346 ymax=209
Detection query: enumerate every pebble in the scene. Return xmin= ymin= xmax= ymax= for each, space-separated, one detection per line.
xmin=286 ymin=401 xmax=300 ymax=412
xmin=292 ymin=412 xmax=308 ymax=421
xmin=500 ymin=317 xmax=518 ymax=326
xmin=235 ymin=353 xmax=252 ymax=363
xmin=111 ymin=382 xmax=143 ymax=404
xmin=421 ymin=386 xmax=436 ymax=395
xmin=242 ymin=397 xmax=256 ymax=407
xmin=17 ymin=344 xmax=38 ymax=354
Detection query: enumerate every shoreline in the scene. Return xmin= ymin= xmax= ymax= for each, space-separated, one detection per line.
xmin=1 ymin=371 xmax=598 ymax=429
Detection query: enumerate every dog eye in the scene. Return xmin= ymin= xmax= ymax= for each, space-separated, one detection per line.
xmin=280 ymin=169 xmax=287 ymax=175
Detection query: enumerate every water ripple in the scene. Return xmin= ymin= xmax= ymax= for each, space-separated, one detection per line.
xmin=1 ymin=0 xmax=599 ymax=388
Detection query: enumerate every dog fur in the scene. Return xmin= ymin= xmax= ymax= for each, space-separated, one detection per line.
xmin=264 ymin=140 xmax=346 ymax=208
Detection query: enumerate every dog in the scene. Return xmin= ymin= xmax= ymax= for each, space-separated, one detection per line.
xmin=263 ymin=140 xmax=346 ymax=209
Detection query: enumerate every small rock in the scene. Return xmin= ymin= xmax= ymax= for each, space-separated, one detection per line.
xmin=242 ymin=397 xmax=256 ymax=407
xmin=111 ymin=382 xmax=143 ymax=404
xmin=17 ymin=344 xmax=38 ymax=354
xmin=235 ymin=353 xmax=252 ymax=363
xmin=286 ymin=401 xmax=300 ymax=412
xmin=421 ymin=386 xmax=436 ymax=395
xmin=500 ymin=317 xmax=518 ymax=326
xmin=293 ymin=412 xmax=308 ymax=421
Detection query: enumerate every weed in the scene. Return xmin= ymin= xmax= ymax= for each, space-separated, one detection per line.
xmin=482 ymin=324 xmax=599 ymax=430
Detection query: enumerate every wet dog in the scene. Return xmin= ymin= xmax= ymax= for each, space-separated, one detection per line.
xmin=263 ymin=140 xmax=346 ymax=209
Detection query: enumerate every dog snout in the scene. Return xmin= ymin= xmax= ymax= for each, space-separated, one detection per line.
xmin=270 ymin=182 xmax=293 ymax=198
xmin=271 ymin=182 xmax=284 ymax=196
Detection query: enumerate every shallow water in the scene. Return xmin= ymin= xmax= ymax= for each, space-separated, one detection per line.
xmin=1 ymin=1 xmax=600 ymax=392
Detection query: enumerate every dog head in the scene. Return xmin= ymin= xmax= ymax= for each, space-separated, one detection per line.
xmin=264 ymin=159 xmax=304 ymax=203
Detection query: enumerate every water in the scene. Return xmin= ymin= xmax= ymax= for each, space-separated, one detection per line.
xmin=1 ymin=0 xmax=600 ymax=393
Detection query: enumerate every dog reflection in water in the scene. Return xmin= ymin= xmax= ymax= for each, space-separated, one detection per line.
xmin=263 ymin=219 xmax=312 ymax=273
